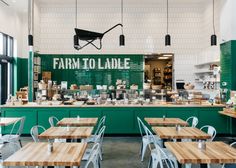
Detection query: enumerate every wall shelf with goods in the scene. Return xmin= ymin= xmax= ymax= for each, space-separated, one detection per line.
xmin=163 ymin=63 xmax=172 ymax=90
xmin=194 ymin=60 xmax=220 ymax=91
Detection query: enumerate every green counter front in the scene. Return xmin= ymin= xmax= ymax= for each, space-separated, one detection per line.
xmin=0 ymin=105 xmax=228 ymax=135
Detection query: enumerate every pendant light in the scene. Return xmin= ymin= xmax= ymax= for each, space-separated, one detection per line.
xmin=74 ymin=0 xmax=79 ymax=48
xmin=120 ymin=0 xmax=125 ymax=46
xmin=165 ymin=0 xmax=171 ymax=46
xmin=211 ymin=0 xmax=217 ymax=46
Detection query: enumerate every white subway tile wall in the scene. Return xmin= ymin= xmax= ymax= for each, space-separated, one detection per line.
xmin=34 ymin=0 xmax=223 ymax=83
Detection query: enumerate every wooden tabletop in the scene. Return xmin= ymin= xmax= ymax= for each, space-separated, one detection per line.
xmin=145 ymin=118 xmax=188 ymax=126
xmin=38 ymin=127 xmax=93 ymax=139
xmin=0 ymin=117 xmax=21 ymax=126
xmin=57 ymin=117 xmax=98 ymax=127
xmin=3 ymin=142 xmax=87 ymax=166
xmin=219 ymin=111 xmax=236 ymax=119
xmin=152 ymin=127 xmax=211 ymax=140
xmin=165 ymin=142 xmax=236 ymax=164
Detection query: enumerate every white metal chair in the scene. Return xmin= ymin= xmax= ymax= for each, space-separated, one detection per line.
xmin=84 ymin=143 xmax=101 ymax=168
xmin=0 ymin=117 xmax=25 ymax=147
xmin=137 ymin=117 xmax=163 ymax=162
xmin=186 ymin=116 xmax=198 ymax=127
xmin=145 ymin=125 xmax=178 ymax=168
xmin=200 ymin=125 xmax=216 ymax=141
xmin=30 ymin=125 xmax=46 ymax=142
xmin=82 ymin=116 xmax=106 ymax=143
xmin=82 ymin=126 xmax=106 ymax=161
xmin=0 ymin=141 xmax=21 ymax=163
xmin=222 ymin=142 xmax=236 ymax=168
xmin=49 ymin=116 xmax=59 ymax=127
xmin=48 ymin=116 xmax=66 ymax=143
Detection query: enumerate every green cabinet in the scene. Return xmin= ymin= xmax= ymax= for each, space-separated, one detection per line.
xmin=0 ymin=106 xmax=226 ymax=135
xmin=70 ymin=108 xmax=102 ymax=118
xmin=198 ymin=108 xmax=229 ymax=134
xmin=37 ymin=108 xmax=69 ymax=129
xmin=102 ymin=108 xmax=135 ymax=134
xmin=2 ymin=108 xmax=37 ymax=134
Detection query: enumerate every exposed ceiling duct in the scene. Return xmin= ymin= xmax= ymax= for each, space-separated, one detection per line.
xmin=0 ymin=0 xmax=9 ymax=6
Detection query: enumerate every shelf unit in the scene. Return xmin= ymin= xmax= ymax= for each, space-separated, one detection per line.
xmin=194 ymin=60 xmax=220 ymax=90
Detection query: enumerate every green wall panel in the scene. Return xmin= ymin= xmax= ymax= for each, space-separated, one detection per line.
xmin=39 ymin=54 xmax=144 ymax=89
xmin=198 ymin=108 xmax=229 ymax=134
xmin=220 ymin=40 xmax=236 ymax=98
xmin=135 ymin=107 xmax=165 ymax=133
xmin=102 ymin=108 xmax=135 ymax=134
xmin=165 ymin=108 xmax=198 ymax=122
xmin=17 ymin=58 xmax=28 ymax=91
xmin=37 ymin=108 xmax=70 ymax=129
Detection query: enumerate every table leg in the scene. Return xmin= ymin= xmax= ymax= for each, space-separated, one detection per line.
xmin=200 ymin=164 xmax=208 ymax=168
xmin=185 ymin=164 xmax=191 ymax=168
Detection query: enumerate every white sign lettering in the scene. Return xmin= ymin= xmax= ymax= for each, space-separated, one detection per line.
xmin=53 ymin=57 xmax=131 ymax=70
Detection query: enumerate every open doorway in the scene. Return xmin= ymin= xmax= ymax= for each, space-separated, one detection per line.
xmin=144 ymin=53 xmax=174 ymax=91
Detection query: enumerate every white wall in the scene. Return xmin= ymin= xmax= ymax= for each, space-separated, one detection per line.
xmin=37 ymin=0 xmax=207 ymax=83
xmin=0 ymin=3 xmax=28 ymax=58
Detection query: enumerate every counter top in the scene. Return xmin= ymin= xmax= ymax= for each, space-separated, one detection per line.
xmin=0 ymin=104 xmax=225 ymax=108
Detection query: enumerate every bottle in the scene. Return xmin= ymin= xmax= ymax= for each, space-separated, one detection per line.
xmin=163 ymin=115 xmax=166 ymax=121
xmin=48 ymin=142 xmax=53 ymax=153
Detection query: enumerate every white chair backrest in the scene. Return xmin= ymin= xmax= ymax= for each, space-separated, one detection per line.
xmin=49 ymin=116 xmax=59 ymax=127
xmin=230 ymin=142 xmax=236 ymax=148
xmin=200 ymin=125 xmax=216 ymax=141
xmin=0 ymin=141 xmax=21 ymax=161
xmin=84 ymin=143 xmax=100 ymax=168
xmin=186 ymin=116 xmax=198 ymax=127
xmin=30 ymin=125 xmax=46 ymax=142
xmin=94 ymin=126 xmax=106 ymax=145
xmin=144 ymin=125 xmax=176 ymax=168
xmin=94 ymin=116 xmax=106 ymax=135
xmin=9 ymin=117 xmax=25 ymax=136
xmin=137 ymin=117 xmax=146 ymax=137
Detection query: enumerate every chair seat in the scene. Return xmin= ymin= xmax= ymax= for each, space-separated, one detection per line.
xmin=54 ymin=138 xmax=66 ymax=143
xmin=143 ymin=135 xmax=163 ymax=147
xmin=0 ymin=135 xmax=20 ymax=143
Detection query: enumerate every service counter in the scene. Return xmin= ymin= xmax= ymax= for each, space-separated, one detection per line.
xmin=0 ymin=104 xmax=228 ymax=135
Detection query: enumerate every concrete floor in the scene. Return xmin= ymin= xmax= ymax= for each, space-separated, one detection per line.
xmin=19 ymin=136 xmax=234 ymax=168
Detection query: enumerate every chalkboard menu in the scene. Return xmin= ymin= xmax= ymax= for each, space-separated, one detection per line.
xmin=39 ymin=54 xmax=144 ymax=89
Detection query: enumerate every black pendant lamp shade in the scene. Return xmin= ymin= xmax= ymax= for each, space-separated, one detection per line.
xmin=211 ymin=34 xmax=217 ymax=46
xmin=120 ymin=34 xmax=125 ymax=46
xmin=211 ymin=0 xmax=217 ymax=46
xmin=165 ymin=34 xmax=171 ymax=46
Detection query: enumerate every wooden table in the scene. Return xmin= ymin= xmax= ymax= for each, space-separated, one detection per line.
xmin=3 ymin=142 xmax=87 ymax=166
xmin=38 ymin=127 xmax=93 ymax=139
xmin=57 ymin=117 xmax=98 ymax=127
xmin=145 ymin=118 xmax=188 ymax=126
xmin=0 ymin=117 xmax=21 ymax=126
xmin=219 ymin=111 xmax=236 ymax=118
xmin=165 ymin=142 xmax=236 ymax=168
xmin=152 ymin=127 xmax=211 ymax=140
